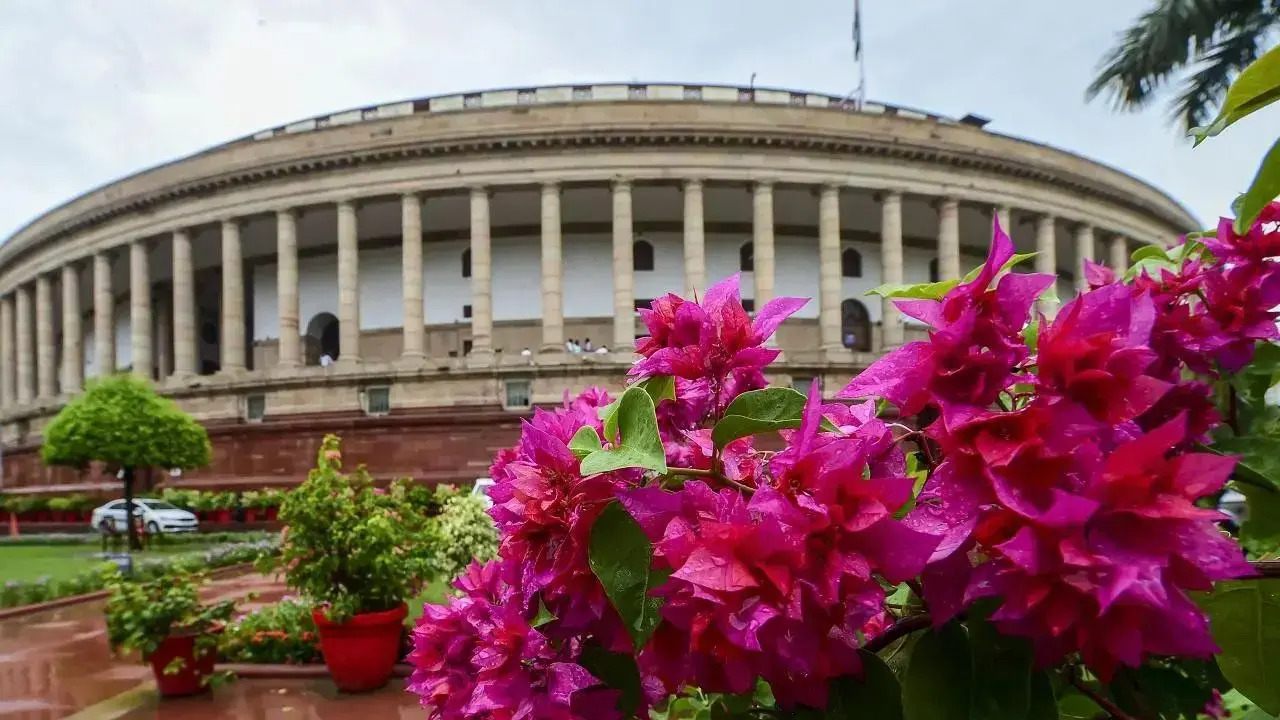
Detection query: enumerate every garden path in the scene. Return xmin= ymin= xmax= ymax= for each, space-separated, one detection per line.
xmin=0 ymin=571 xmax=282 ymax=720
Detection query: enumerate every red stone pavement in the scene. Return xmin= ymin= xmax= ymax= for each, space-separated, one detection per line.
xmin=0 ymin=571 xmax=419 ymax=720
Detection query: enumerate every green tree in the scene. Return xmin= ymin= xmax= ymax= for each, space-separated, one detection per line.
xmin=41 ymin=374 xmax=211 ymax=550
xmin=1086 ymin=0 xmax=1278 ymax=132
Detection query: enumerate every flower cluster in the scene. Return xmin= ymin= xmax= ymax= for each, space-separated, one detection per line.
xmin=408 ymin=207 xmax=1273 ymax=716
xmin=844 ymin=210 xmax=1279 ymax=680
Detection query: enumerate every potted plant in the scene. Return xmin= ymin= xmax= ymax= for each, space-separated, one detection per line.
xmin=213 ymin=492 xmax=236 ymax=524
xmin=240 ymin=491 xmax=261 ymax=523
xmin=259 ymin=436 xmax=436 ymax=692
xmin=263 ymin=489 xmax=284 ymax=521
xmin=103 ymin=566 xmax=236 ymax=697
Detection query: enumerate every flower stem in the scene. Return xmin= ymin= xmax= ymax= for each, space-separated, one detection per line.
xmin=1069 ymin=667 xmax=1136 ymax=720
xmin=1251 ymin=560 xmax=1280 ymax=577
xmin=862 ymin=613 xmax=932 ymax=653
xmin=665 ymin=466 xmax=756 ymax=495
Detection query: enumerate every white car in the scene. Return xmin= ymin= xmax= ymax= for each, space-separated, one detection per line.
xmin=90 ymin=498 xmax=199 ymax=535
xmin=470 ymin=478 xmax=495 ymax=509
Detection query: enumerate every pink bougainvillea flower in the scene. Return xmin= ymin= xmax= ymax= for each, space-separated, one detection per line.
xmin=840 ymin=221 xmax=1052 ymax=417
xmin=487 ymin=393 xmax=631 ymax=635
xmin=1202 ymin=201 xmax=1280 ymax=263
xmin=1035 ymin=283 xmax=1170 ymax=424
xmin=632 ymin=274 xmax=807 ymax=413
xmin=407 ymin=561 xmax=619 ymax=720
xmin=1201 ymin=262 xmax=1280 ymax=372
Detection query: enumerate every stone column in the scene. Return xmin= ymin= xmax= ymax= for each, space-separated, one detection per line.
xmin=468 ymin=188 xmax=493 ymax=361
xmin=682 ymin=179 xmax=706 ymax=297
xmin=171 ymin=230 xmax=196 ymax=379
xmin=540 ymin=182 xmax=564 ymax=353
xmin=1035 ymin=215 xmax=1057 ymax=313
xmin=0 ymin=295 xmax=13 ymax=407
xmin=35 ymin=274 xmax=54 ymax=397
xmin=938 ymin=197 xmax=961 ymax=281
xmin=155 ymin=296 xmax=171 ymax=378
xmin=818 ymin=184 xmax=843 ymax=352
xmin=277 ymin=210 xmax=301 ymax=368
xmin=16 ymin=285 xmax=32 ymax=404
xmin=752 ymin=182 xmax=776 ymax=307
xmin=220 ymin=220 xmax=245 ymax=373
xmin=336 ymin=201 xmax=361 ymax=365
xmin=611 ymin=180 xmax=635 ymax=353
xmin=400 ymin=195 xmax=424 ymax=362
xmin=995 ymin=205 xmax=1012 ymax=236
xmin=1110 ymin=234 xmax=1128 ymax=274
xmin=1074 ymin=224 xmax=1095 ymax=291
xmin=93 ymin=252 xmax=114 ymax=376
xmin=130 ymin=240 xmax=152 ymax=379
xmin=61 ymin=264 xmax=83 ymax=393
xmin=881 ymin=191 xmax=905 ymax=349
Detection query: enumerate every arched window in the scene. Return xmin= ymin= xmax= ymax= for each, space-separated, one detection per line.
xmin=841 ymin=248 xmax=863 ymax=278
xmin=304 ymin=312 xmax=340 ymax=365
xmin=928 ymin=258 xmax=940 ymax=283
xmin=739 ymin=242 xmax=754 ymax=272
xmin=633 ymin=240 xmax=655 ymax=272
xmin=461 ymin=249 xmax=472 ymax=279
xmin=841 ymin=299 xmax=872 ymax=352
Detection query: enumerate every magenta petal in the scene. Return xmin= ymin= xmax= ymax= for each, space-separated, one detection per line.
xmin=701 ymin=273 xmax=742 ymax=313
xmin=1083 ymin=259 xmax=1116 ymax=287
xmin=547 ymin=662 xmax=600 ymax=704
xmin=752 ymin=296 xmax=809 ymax=341
xmin=895 ymin=298 xmax=945 ymax=327
xmin=922 ymin=544 xmax=975 ymax=626
xmin=995 ymin=271 xmax=1055 ymax=327
xmin=857 ymin=519 xmax=940 ymax=583
xmin=838 ymin=341 xmax=936 ymax=405
xmin=620 ymin=486 xmax=683 ymax=540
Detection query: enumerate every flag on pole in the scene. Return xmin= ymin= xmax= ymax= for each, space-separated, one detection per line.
xmin=853 ymin=0 xmax=863 ymax=60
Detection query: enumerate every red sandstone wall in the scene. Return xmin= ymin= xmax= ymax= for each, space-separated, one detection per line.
xmin=1 ymin=405 xmax=525 ymax=494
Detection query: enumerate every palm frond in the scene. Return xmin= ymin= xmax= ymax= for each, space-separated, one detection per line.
xmin=1172 ymin=13 xmax=1277 ymax=129
xmin=1087 ymin=0 xmax=1263 ymax=111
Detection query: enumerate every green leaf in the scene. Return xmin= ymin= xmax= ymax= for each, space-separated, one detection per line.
xmin=1056 ymin=690 xmax=1105 ymax=720
xmin=711 ymin=387 xmax=807 ymax=448
xmin=569 ymin=426 xmax=602 ymax=459
xmin=1235 ymin=136 xmax=1280 ymax=234
xmin=531 ymin=598 xmax=557 ymax=628
xmin=960 ymin=251 xmax=1039 ymax=283
xmin=1241 ymin=484 xmax=1280 ymax=555
xmin=968 ymin=603 xmax=1035 ymax=720
xmin=1200 ymin=439 xmax=1280 ymax=491
xmin=1027 ymin=672 xmax=1058 ymax=720
xmin=1130 ymin=244 xmax=1170 ymax=263
xmin=579 ymin=644 xmax=643 ymax=717
xmin=636 ymin=375 xmax=676 ymax=405
xmin=598 ymin=399 xmax=622 ymax=443
xmin=1022 ymin=320 xmax=1040 ymax=354
xmin=587 ymin=502 xmax=665 ymax=648
xmin=867 ymin=278 xmax=961 ymax=300
xmin=580 ymin=386 xmax=667 ymax=475
xmin=903 ymin=622 xmax=972 ymax=720
xmin=825 ymin=651 xmax=904 ymax=720
xmin=1192 ymin=44 xmax=1280 ymax=145
xmin=1109 ymin=660 xmax=1230 ymax=720
xmin=1201 ymin=579 xmax=1280 ymax=715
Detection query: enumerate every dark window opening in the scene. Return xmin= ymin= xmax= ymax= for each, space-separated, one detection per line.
xmin=634 ymin=298 xmax=653 ymax=312
xmin=633 ymin=240 xmax=654 ymax=272
xmin=739 ymin=242 xmax=754 ymax=272
xmin=928 ymin=258 xmax=940 ymax=283
xmin=841 ymin=299 xmax=872 ymax=352
xmin=742 ymin=298 xmax=755 ymax=313
xmin=463 ymin=304 xmax=473 ymax=319
xmin=304 ymin=312 xmax=340 ymax=365
xmin=841 ymin=248 xmax=863 ymax=278
xmin=462 ymin=248 xmax=472 ymax=278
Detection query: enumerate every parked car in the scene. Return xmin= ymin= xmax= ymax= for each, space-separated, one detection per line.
xmin=470 ymin=478 xmax=495 ymax=509
xmin=90 ymin=499 xmax=199 ymax=535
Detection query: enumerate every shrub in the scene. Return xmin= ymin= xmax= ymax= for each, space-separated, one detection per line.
xmin=103 ymin=566 xmax=236 ymax=681
xmin=219 ymin=598 xmax=322 ymax=665
xmin=260 ymin=435 xmax=438 ymax=622
xmin=426 ymin=492 xmax=497 ymax=582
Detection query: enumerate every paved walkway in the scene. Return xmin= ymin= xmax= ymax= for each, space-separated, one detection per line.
xmin=112 ymin=678 xmax=420 ymax=719
xmin=0 ymin=571 xmax=289 ymax=720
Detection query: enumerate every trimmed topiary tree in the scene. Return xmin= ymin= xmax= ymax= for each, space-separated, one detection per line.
xmin=42 ymin=374 xmax=211 ymax=550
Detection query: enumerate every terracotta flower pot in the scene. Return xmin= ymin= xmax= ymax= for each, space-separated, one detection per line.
xmin=214 ymin=509 xmax=232 ymax=524
xmin=147 ymin=633 xmax=218 ymax=697
xmin=266 ymin=507 xmax=279 ymax=521
xmin=244 ymin=509 xmax=257 ymax=523
xmin=312 ymin=603 xmax=407 ymax=692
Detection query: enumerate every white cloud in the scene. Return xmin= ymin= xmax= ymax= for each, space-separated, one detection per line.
xmin=0 ymin=0 xmax=1275 ymax=239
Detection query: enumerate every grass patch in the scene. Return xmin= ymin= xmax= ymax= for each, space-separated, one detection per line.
xmin=407 ymin=578 xmax=451 ymax=623
xmin=0 ymin=542 xmax=219 ymax=583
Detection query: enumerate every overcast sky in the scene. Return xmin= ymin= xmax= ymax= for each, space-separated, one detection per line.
xmin=1 ymin=0 xmax=1277 ymax=241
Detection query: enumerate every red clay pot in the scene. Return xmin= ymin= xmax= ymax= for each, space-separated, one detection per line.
xmin=266 ymin=507 xmax=279 ymax=521
xmin=214 ymin=509 xmax=232 ymax=524
xmin=147 ymin=633 xmax=218 ymax=697
xmin=243 ymin=509 xmax=257 ymax=523
xmin=312 ymin=603 xmax=407 ymax=692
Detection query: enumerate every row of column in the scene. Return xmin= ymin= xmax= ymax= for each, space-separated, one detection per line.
xmin=0 ymin=182 xmax=1134 ymax=408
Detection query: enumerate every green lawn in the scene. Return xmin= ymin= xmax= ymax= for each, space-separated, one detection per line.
xmin=0 ymin=542 xmax=218 ymax=583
